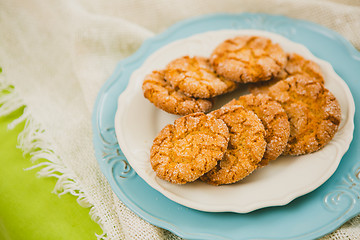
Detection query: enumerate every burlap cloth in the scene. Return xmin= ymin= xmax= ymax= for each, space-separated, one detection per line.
xmin=0 ymin=0 xmax=359 ymax=239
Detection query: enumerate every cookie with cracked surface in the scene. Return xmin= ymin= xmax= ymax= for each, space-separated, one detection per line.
xmin=150 ymin=112 xmax=230 ymax=184
xmin=261 ymin=75 xmax=341 ymax=155
xmin=249 ymin=53 xmax=324 ymax=95
xmin=164 ymin=56 xmax=237 ymax=98
xmin=142 ymin=70 xmax=213 ymax=115
xmin=282 ymin=53 xmax=324 ymax=83
xmin=201 ymin=105 xmax=266 ymax=186
xmin=225 ymin=94 xmax=290 ymax=166
xmin=210 ymin=35 xmax=287 ymax=83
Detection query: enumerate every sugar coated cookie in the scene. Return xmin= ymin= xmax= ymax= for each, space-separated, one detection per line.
xmin=142 ymin=70 xmax=213 ymax=115
xmin=164 ymin=56 xmax=237 ymax=98
xmin=249 ymin=53 xmax=324 ymax=95
xmin=281 ymin=53 xmax=324 ymax=83
xmin=225 ymin=94 xmax=290 ymax=166
xmin=259 ymin=75 xmax=341 ymax=155
xmin=150 ymin=112 xmax=230 ymax=184
xmin=210 ymin=36 xmax=287 ymax=83
xmin=201 ymin=105 xmax=266 ymax=185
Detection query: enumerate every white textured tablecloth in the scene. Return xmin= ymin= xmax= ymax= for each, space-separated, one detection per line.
xmin=1 ymin=0 xmax=359 ymax=239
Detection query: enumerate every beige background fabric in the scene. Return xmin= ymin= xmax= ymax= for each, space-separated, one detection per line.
xmin=0 ymin=0 xmax=359 ymax=239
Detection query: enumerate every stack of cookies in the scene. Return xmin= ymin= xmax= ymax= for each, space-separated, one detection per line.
xmin=143 ymin=35 xmax=341 ymax=186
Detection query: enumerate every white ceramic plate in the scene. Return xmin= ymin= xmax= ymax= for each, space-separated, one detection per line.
xmin=115 ymin=29 xmax=355 ymax=213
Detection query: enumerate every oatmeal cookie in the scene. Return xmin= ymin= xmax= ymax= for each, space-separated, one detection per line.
xmin=259 ymin=75 xmax=341 ymax=155
xmin=210 ymin=36 xmax=287 ymax=83
xmin=201 ymin=105 xmax=266 ymax=185
xmin=225 ymin=94 xmax=290 ymax=166
xmin=142 ymin=70 xmax=213 ymax=115
xmin=164 ymin=56 xmax=237 ymax=98
xmin=150 ymin=112 xmax=230 ymax=184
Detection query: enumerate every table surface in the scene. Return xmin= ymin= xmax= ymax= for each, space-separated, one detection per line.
xmin=0 ymin=108 xmax=101 ymax=240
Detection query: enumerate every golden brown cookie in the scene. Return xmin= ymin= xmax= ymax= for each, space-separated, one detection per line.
xmin=256 ymin=75 xmax=341 ymax=155
xmin=249 ymin=53 xmax=324 ymax=95
xmin=282 ymin=53 xmax=324 ymax=84
xmin=210 ymin=36 xmax=287 ymax=83
xmin=142 ymin=70 xmax=213 ymax=115
xmin=164 ymin=56 xmax=237 ymax=98
xmin=150 ymin=112 xmax=230 ymax=184
xmin=225 ymin=94 xmax=290 ymax=166
xmin=201 ymin=105 xmax=266 ymax=186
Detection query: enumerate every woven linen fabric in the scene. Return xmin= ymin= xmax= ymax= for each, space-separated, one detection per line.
xmin=0 ymin=0 xmax=359 ymax=239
